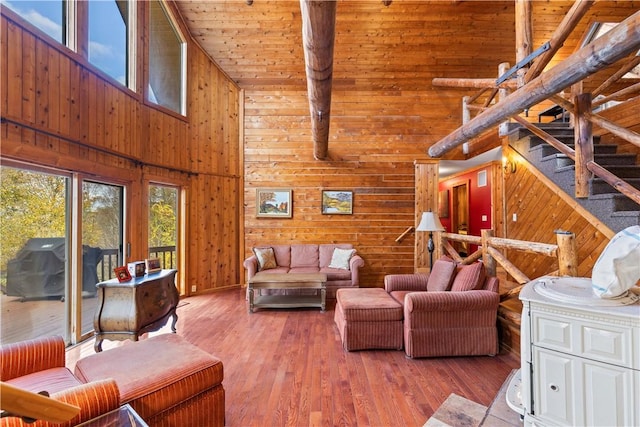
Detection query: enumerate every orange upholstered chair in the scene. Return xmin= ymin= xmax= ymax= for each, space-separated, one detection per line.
xmin=0 ymin=336 xmax=120 ymax=427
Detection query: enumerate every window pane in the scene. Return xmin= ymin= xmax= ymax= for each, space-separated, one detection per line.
xmin=148 ymin=184 xmax=177 ymax=269
xmin=82 ymin=181 xmax=123 ymax=335
xmin=88 ymin=0 xmax=128 ymax=85
xmin=0 ymin=166 xmax=69 ymax=345
xmin=148 ymin=0 xmax=184 ymax=114
xmin=1 ymin=0 xmax=65 ymax=43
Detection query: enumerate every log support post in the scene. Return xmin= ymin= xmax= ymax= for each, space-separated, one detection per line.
xmin=498 ymin=62 xmax=511 ymax=136
xmin=515 ymin=0 xmax=532 ymax=88
xmin=574 ymin=93 xmax=594 ymax=198
xmin=300 ymin=0 xmax=336 ymax=160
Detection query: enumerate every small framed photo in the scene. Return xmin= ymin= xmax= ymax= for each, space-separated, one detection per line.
xmin=256 ymin=188 xmax=292 ymax=218
xmin=146 ymin=258 xmax=162 ymax=274
xmin=114 ymin=266 xmax=132 ymax=283
xmin=322 ymin=190 xmax=353 ymax=215
xmin=127 ymin=261 xmax=146 ymax=278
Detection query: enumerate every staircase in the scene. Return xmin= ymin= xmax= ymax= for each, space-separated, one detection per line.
xmin=508 ymin=123 xmax=640 ymax=233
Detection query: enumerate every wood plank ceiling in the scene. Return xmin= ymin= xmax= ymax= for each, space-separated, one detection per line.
xmin=177 ymin=0 xmax=640 ymax=159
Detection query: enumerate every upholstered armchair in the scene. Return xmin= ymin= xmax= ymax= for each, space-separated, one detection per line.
xmin=0 ymin=336 xmax=120 ymax=427
xmin=384 ymin=258 xmax=500 ymax=358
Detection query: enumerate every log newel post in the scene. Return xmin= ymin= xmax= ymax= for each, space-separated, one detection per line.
xmin=481 ymin=229 xmax=497 ymax=277
xmin=515 ymin=0 xmax=532 ymax=88
xmin=555 ymin=230 xmax=578 ymax=277
xmin=574 ymin=93 xmax=594 ymax=198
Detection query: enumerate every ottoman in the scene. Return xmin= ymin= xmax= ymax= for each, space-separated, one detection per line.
xmin=74 ymin=333 xmax=224 ymax=426
xmin=334 ymin=288 xmax=404 ymax=351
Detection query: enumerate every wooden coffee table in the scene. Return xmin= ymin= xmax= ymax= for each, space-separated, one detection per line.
xmin=248 ymin=272 xmax=327 ymax=313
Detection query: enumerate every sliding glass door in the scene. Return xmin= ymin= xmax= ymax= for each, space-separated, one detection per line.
xmin=0 ymin=163 xmax=125 ymax=345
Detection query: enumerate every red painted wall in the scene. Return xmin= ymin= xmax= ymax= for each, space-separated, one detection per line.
xmin=439 ymin=166 xmax=493 ymax=253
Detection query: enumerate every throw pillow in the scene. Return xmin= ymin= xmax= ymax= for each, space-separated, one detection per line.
xmin=328 ymin=248 xmax=356 ymax=270
xmin=451 ymin=262 xmax=486 ymax=292
xmin=426 ymin=258 xmax=457 ymax=292
xmin=253 ymin=247 xmax=277 ymax=271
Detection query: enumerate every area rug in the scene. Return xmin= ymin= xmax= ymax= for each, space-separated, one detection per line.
xmin=423 ymin=393 xmax=488 ymax=427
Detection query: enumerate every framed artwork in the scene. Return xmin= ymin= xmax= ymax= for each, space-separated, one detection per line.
xmin=256 ymin=189 xmax=292 ymax=218
xmin=322 ymin=190 xmax=353 ymax=215
xmin=438 ymin=189 xmax=449 ymax=218
xmin=114 ymin=266 xmax=132 ymax=283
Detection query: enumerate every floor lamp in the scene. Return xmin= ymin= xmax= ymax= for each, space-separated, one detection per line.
xmin=416 ymin=211 xmax=445 ymax=269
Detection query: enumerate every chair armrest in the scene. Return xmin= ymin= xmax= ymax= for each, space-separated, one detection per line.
xmin=0 ymin=379 xmax=121 ymax=427
xmin=0 ymin=337 xmax=65 ymax=381
xmin=349 ymin=255 xmax=365 ymax=286
xmin=384 ymin=274 xmax=429 ymax=293
xmin=405 ymin=290 xmax=499 ymax=313
xmin=243 ymin=255 xmax=259 ymax=280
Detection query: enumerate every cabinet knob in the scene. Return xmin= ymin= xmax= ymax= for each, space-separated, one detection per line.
xmin=549 ymin=384 xmax=559 ymax=392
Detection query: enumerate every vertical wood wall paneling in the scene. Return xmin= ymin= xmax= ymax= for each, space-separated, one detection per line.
xmin=414 ymin=160 xmax=440 ymax=272
xmin=1 ymin=9 xmax=241 ymax=295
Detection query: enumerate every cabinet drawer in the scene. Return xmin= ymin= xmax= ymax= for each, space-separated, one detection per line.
xmin=532 ymin=311 xmax=635 ymax=368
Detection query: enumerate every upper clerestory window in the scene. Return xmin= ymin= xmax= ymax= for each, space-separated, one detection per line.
xmin=147 ymin=0 xmax=186 ymax=116
xmin=88 ymin=0 xmax=132 ymax=88
xmin=2 ymin=0 xmax=66 ymax=44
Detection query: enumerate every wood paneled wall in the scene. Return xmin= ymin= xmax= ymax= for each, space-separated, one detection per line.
xmin=1 ymin=4 xmax=240 ymax=295
xmin=243 ymin=89 xmax=450 ymax=287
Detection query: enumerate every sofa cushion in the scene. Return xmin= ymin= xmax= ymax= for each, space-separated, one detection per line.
xmin=253 ymin=247 xmax=277 ymax=271
xmin=320 ymin=266 xmax=352 ymax=281
xmin=427 ymin=258 xmax=457 ymax=292
xmin=329 ymin=248 xmax=356 ymax=270
xmin=290 ymin=244 xmax=319 ymax=268
xmin=271 ymin=245 xmax=291 ymax=267
xmin=451 ymin=262 xmax=486 ymax=292
xmin=6 ymin=367 xmax=83 ymax=395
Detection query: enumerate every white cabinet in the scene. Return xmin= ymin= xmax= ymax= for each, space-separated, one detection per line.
xmin=520 ymin=276 xmax=640 ymax=427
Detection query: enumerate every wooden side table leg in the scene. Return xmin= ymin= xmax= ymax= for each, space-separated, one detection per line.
xmin=321 ymin=287 xmax=326 ymax=312
xmin=248 ymin=286 xmax=255 ymax=313
xmin=170 ymin=310 xmax=178 ymax=333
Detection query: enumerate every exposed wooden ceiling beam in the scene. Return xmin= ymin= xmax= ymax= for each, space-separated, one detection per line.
xmin=300 ymin=0 xmax=336 ymax=160
xmin=428 ymin=10 xmax=640 ymax=158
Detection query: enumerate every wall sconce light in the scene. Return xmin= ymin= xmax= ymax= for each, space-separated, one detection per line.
xmin=246 ymin=0 xmax=253 ymax=5
xmin=382 ymin=0 xmax=392 ymax=6
xmin=503 ymin=157 xmax=516 ymax=174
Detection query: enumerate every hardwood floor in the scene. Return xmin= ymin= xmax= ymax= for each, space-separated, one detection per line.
xmin=64 ymin=288 xmax=520 ymax=427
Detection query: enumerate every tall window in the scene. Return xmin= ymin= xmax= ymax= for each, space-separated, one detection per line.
xmin=148 ymin=184 xmax=178 ymax=270
xmin=88 ymin=0 xmax=130 ymax=86
xmin=2 ymin=0 xmax=66 ymax=44
xmin=148 ymin=0 xmax=186 ymax=115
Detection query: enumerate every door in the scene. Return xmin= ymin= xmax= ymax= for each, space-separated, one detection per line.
xmin=452 ymin=182 xmax=469 ymax=255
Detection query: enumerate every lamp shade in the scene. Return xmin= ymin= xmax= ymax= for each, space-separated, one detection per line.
xmin=416 ymin=211 xmax=445 ymax=232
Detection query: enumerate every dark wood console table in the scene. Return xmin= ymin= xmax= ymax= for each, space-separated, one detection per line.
xmin=93 ymin=269 xmax=179 ymax=352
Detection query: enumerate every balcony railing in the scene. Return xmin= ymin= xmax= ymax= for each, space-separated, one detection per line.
xmin=97 ymin=246 xmax=176 ymax=282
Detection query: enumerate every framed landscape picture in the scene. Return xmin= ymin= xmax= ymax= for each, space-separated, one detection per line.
xmin=256 ymin=189 xmax=292 ymax=218
xmin=322 ymin=190 xmax=353 ymax=215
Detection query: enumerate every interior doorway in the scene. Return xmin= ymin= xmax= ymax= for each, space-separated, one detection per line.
xmin=452 ymin=182 xmax=469 ymax=256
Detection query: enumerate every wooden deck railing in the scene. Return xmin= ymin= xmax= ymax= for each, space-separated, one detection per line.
xmin=97 ymin=246 xmax=176 ymax=281
xmin=434 ymin=229 xmax=578 ymax=301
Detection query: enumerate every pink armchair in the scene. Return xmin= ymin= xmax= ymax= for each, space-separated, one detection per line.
xmin=0 ymin=336 xmax=120 ymax=427
xmin=384 ymin=258 xmax=500 ymax=358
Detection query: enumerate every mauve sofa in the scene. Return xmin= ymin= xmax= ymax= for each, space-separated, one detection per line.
xmin=384 ymin=257 xmax=500 ymax=358
xmin=243 ymin=243 xmax=364 ymax=299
